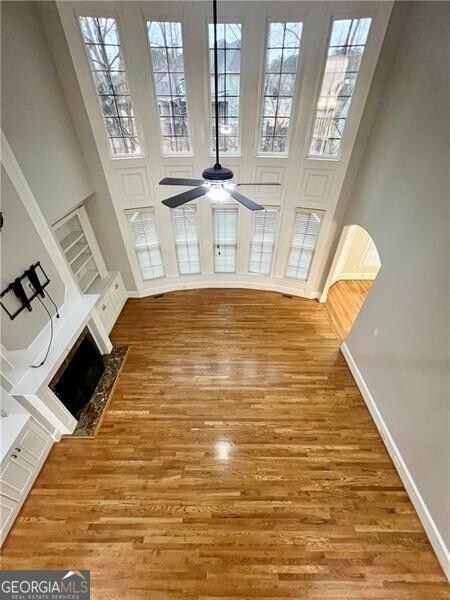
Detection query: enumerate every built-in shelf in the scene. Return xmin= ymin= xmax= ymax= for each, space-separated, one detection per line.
xmin=80 ymin=270 xmax=100 ymax=293
xmin=60 ymin=230 xmax=84 ymax=253
xmin=67 ymin=239 xmax=89 ymax=265
xmin=54 ymin=210 xmax=102 ymax=294
xmin=73 ymin=252 xmax=94 ymax=277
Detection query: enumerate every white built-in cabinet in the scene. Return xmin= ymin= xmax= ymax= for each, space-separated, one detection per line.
xmin=53 ymin=207 xmax=127 ymax=333
xmin=0 ymin=418 xmax=53 ymax=545
xmin=89 ymin=271 xmax=127 ymax=334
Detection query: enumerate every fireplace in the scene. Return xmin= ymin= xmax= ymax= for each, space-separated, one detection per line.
xmin=50 ymin=327 xmax=105 ymax=417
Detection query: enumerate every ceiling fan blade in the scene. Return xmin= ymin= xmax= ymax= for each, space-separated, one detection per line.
xmin=159 ymin=177 xmax=205 ymax=186
xmin=230 ymin=189 xmax=264 ymax=211
xmin=236 ymin=182 xmax=281 ymax=186
xmin=162 ymin=186 xmax=206 ymax=209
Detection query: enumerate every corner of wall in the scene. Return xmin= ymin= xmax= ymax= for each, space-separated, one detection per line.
xmin=340 ymin=342 xmax=450 ymax=582
xmin=316 ymin=3 xmax=408 ymax=294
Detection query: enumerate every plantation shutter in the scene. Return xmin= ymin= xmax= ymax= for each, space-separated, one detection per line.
xmin=213 ymin=207 xmax=238 ymax=273
xmin=286 ymin=210 xmax=323 ymax=280
xmin=126 ymin=209 xmax=164 ymax=280
xmin=172 ymin=206 xmax=201 ymax=274
xmin=249 ymin=209 xmax=279 ymax=275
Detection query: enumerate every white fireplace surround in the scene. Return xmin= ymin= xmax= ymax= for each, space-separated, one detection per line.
xmin=5 ymin=295 xmax=112 ymax=440
xmin=0 ymin=133 xmax=112 ymax=442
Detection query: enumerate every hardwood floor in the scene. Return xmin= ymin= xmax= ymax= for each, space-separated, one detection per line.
xmin=325 ymin=279 xmax=373 ymax=340
xmin=2 ymin=289 xmax=448 ymax=599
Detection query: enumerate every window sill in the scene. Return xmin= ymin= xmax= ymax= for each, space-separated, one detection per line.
xmin=109 ymin=153 xmax=146 ymax=161
xmin=161 ymin=152 xmax=195 ymax=159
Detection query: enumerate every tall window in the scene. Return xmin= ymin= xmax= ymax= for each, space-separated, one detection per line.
xmin=249 ymin=209 xmax=279 ymax=275
xmin=309 ymin=17 xmax=372 ymax=158
xmin=213 ymin=207 xmax=238 ymax=272
xmin=79 ymin=16 xmax=141 ymax=155
xmin=147 ymin=21 xmax=191 ymax=154
xmin=172 ymin=206 xmax=200 ymax=274
xmin=259 ymin=22 xmax=303 ymax=154
xmin=209 ymin=23 xmax=241 ymax=153
xmin=286 ymin=210 xmax=323 ymax=280
xmin=126 ymin=209 xmax=164 ymax=280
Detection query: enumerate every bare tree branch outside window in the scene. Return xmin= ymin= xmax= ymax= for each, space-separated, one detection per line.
xmin=79 ymin=16 xmax=141 ymax=155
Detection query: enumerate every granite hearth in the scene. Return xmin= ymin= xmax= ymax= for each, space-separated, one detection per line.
xmin=71 ymin=345 xmax=128 ymax=437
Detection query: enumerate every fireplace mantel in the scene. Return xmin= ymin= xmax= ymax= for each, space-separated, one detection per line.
xmin=11 ymin=294 xmax=112 ymax=438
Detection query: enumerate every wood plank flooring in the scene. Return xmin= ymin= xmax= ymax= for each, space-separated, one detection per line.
xmin=325 ymin=280 xmax=373 ymax=340
xmin=2 ymin=289 xmax=448 ymax=599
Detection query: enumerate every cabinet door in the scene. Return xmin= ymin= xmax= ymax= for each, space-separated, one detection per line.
xmin=109 ymin=274 xmax=126 ymax=313
xmin=16 ymin=421 xmax=51 ymax=466
xmin=0 ymin=455 xmax=36 ymax=501
xmin=0 ymin=494 xmax=18 ymax=545
xmin=97 ymin=296 xmax=115 ymax=333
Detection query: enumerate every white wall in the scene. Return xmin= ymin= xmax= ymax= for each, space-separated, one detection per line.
xmin=340 ymin=0 xmax=449 ymax=560
xmin=0 ymin=167 xmax=66 ymax=351
xmin=37 ymin=2 xmax=136 ymax=289
xmin=1 ymin=1 xmax=94 ymax=225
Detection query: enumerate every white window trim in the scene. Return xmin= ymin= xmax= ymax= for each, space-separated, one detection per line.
xmin=212 ymin=204 xmax=240 ymax=274
xmin=146 ymin=19 xmax=194 ymax=158
xmin=248 ymin=206 xmax=280 ymax=276
xmin=255 ymin=19 xmax=304 ymax=159
xmin=171 ymin=205 xmax=201 ymax=275
xmin=305 ymin=10 xmax=375 ymax=161
xmin=206 ymin=17 xmax=244 ymax=158
xmin=76 ymin=11 xmax=146 ymax=160
xmin=285 ymin=208 xmax=325 ymax=282
xmin=124 ymin=207 xmax=166 ymax=281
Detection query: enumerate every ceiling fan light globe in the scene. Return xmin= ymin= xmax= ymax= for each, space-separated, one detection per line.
xmin=207 ymin=184 xmax=231 ymax=202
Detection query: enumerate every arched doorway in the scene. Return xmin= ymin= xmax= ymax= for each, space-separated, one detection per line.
xmin=320 ymin=225 xmax=381 ymax=340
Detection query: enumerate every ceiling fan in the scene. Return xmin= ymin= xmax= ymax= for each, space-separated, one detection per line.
xmin=159 ymin=0 xmax=281 ymax=211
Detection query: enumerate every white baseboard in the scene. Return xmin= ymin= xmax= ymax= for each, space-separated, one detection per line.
xmin=337 ymin=272 xmax=378 ymax=281
xmin=341 ymin=342 xmax=450 ymax=582
xmin=126 ymin=280 xmax=319 ymax=301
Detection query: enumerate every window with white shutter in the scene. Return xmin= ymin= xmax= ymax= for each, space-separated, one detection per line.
xmin=213 ymin=207 xmax=238 ymax=273
xmin=286 ymin=209 xmax=324 ymax=280
xmin=249 ymin=208 xmax=279 ymax=275
xmin=126 ymin=209 xmax=164 ymax=280
xmin=172 ymin=206 xmax=200 ymax=274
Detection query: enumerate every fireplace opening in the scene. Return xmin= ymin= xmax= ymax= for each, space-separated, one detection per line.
xmin=50 ymin=327 xmax=105 ymax=417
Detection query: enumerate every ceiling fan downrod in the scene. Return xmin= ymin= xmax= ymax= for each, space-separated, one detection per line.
xmin=158 ymin=0 xmax=281 ymax=210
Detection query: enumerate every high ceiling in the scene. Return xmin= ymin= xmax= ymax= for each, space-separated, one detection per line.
xmin=57 ymin=1 xmax=392 ymax=297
